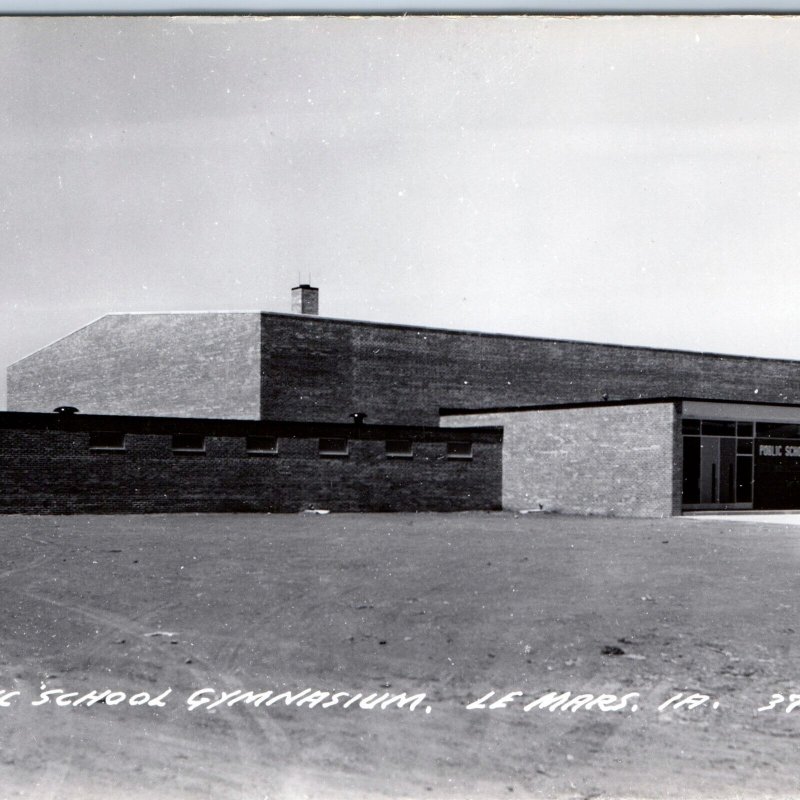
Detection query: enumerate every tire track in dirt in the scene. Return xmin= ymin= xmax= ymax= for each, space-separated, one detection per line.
xmin=0 ymin=587 xmax=168 ymax=800
xmin=0 ymin=552 xmax=53 ymax=581
xmin=0 ymin=585 xmax=293 ymax=799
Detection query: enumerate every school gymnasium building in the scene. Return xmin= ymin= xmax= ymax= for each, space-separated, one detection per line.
xmin=5 ymin=285 xmax=800 ymax=517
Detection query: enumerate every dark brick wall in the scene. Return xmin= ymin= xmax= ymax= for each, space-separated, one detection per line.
xmin=8 ymin=313 xmax=261 ymax=418
xmin=0 ymin=427 xmax=501 ymax=514
xmin=261 ymin=314 xmax=800 ymax=425
xmin=444 ymin=402 xmax=678 ymax=517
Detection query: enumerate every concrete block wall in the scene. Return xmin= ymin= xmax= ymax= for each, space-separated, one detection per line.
xmin=8 ymin=313 xmax=262 ymax=419
xmin=444 ymin=402 xmax=680 ymax=517
xmin=0 ymin=424 xmax=501 ymax=514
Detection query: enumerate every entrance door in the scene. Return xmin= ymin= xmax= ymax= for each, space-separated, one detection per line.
xmin=682 ymin=419 xmax=754 ymax=511
xmin=699 ymin=436 xmax=719 ymax=504
xmin=698 ymin=436 xmax=736 ymax=505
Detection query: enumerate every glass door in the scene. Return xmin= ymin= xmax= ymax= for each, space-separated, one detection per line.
xmin=682 ymin=418 xmax=754 ymax=510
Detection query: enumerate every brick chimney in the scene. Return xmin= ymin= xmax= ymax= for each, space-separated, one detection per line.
xmin=291 ymin=284 xmax=319 ymax=315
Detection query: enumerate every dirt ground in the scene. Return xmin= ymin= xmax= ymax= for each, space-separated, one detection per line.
xmin=0 ymin=511 xmax=799 ymax=800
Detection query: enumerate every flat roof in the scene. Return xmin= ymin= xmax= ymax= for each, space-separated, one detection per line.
xmin=441 ymin=396 xmax=800 ymax=416
xmin=0 ymin=410 xmax=502 ymax=443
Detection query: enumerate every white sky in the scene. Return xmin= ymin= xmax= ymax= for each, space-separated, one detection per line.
xmin=2 ymin=14 xmax=800 ymax=408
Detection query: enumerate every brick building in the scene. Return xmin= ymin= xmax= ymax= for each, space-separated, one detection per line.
xmin=443 ymin=398 xmax=800 ymax=516
xmin=8 ymin=287 xmax=800 ymax=424
xmin=0 ymin=409 xmax=501 ymax=514
xmin=7 ymin=285 xmax=800 ymax=516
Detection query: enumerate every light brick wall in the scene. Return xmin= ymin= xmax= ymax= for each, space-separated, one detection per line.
xmin=443 ymin=402 xmax=680 ymax=517
xmin=8 ymin=313 xmax=261 ymax=418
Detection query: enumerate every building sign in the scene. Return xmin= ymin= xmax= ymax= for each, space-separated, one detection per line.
xmin=758 ymin=443 xmax=800 ymax=457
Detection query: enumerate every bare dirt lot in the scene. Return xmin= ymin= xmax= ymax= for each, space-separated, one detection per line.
xmin=0 ymin=512 xmax=799 ymax=800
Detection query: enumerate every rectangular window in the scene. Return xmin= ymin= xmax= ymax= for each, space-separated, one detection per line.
xmin=385 ymin=440 xmax=414 ymax=458
xmin=89 ymin=431 xmax=126 ymax=451
xmin=246 ymin=435 xmax=279 ymax=455
xmin=736 ymin=421 xmax=754 ymax=438
xmin=681 ymin=419 xmax=701 ymax=436
xmin=446 ymin=441 xmax=473 ymax=460
xmin=736 ymin=455 xmax=753 ymax=503
xmin=682 ymin=435 xmax=701 ymax=504
xmin=172 ymin=434 xmax=205 ymax=453
xmin=756 ymin=422 xmax=800 ymax=440
xmin=701 ymin=420 xmax=736 ymax=437
xmin=736 ymin=438 xmax=753 ymax=455
xmin=319 ymin=437 xmax=349 ymax=457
